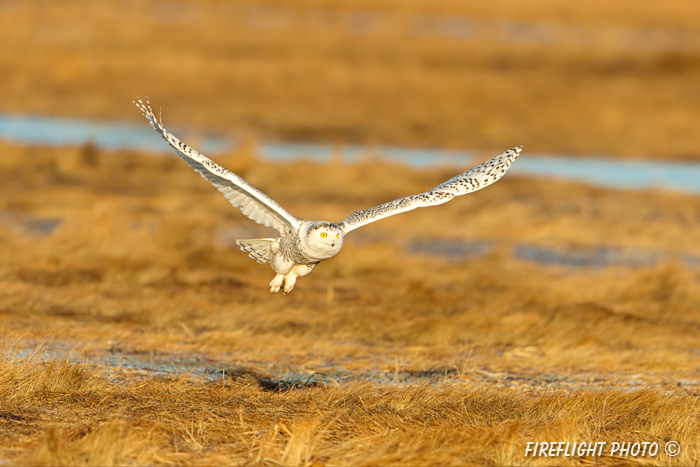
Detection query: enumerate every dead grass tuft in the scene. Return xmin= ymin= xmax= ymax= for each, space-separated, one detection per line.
xmin=21 ymin=422 xmax=154 ymax=467
xmin=1 ymin=353 xmax=697 ymax=466
xmin=0 ymin=348 xmax=101 ymax=400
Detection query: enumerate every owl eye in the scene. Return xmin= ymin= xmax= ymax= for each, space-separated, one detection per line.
xmin=336 ymin=233 xmax=340 ymax=239
xmin=320 ymin=232 xmax=327 ymax=238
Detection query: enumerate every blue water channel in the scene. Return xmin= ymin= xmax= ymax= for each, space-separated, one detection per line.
xmin=1 ymin=113 xmax=699 ymax=194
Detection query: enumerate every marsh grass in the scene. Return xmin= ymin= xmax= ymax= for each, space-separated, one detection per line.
xmin=0 ymin=141 xmax=699 ymax=464
xmin=1 ymin=0 xmax=700 ymax=158
xmin=3 ymin=350 xmax=699 ymax=466
xmin=2 ymin=1 xmax=700 ymax=462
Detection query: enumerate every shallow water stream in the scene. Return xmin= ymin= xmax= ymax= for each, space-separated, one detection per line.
xmin=1 ymin=114 xmax=700 ymax=194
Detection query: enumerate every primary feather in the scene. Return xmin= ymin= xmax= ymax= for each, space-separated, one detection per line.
xmin=134 ymin=98 xmax=300 ymax=236
xmin=339 ymin=146 xmax=522 ymax=233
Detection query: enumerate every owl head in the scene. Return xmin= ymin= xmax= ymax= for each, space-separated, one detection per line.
xmin=301 ymin=221 xmax=344 ymax=259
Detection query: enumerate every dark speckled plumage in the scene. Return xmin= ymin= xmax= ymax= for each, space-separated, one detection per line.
xmin=338 ymin=146 xmax=522 ymax=233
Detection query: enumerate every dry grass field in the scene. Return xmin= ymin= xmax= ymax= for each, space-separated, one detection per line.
xmin=1 ymin=0 xmax=700 ymax=158
xmin=1 ymin=141 xmax=699 ymax=465
xmin=2 ymin=0 xmax=700 ymax=465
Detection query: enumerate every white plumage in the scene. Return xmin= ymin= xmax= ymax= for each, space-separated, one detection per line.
xmin=135 ymin=98 xmax=522 ymax=294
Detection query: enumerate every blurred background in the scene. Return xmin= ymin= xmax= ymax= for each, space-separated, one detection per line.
xmin=1 ymin=0 xmax=699 ymax=160
xmin=3 ymin=3 xmax=700 ymax=463
xmin=1 ymin=0 xmax=700 ymax=371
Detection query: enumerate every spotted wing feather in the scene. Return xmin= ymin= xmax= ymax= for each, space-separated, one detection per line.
xmin=339 ymin=146 xmax=522 ymax=233
xmin=134 ymin=98 xmax=301 ymax=236
xmin=236 ymin=238 xmax=278 ymax=264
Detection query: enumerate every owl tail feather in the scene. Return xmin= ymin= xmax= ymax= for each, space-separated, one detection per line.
xmin=236 ymin=238 xmax=279 ymax=265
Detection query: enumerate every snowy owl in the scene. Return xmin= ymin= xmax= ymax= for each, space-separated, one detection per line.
xmin=134 ymin=98 xmax=521 ymax=294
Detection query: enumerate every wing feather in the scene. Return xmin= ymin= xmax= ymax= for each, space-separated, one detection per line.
xmin=339 ymin=146 xmax=522 ymax=233
xmin=134 ymin=98 xmax=301 ymax=236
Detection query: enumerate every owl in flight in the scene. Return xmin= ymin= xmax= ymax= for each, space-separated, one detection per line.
xmin=135 ymin=98 xmax=521 ymax=294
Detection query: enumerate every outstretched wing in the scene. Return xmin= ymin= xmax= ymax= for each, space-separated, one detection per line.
xmin=339 ymin=146 xmax=522 ymax=233
xmin=134 ymin=98 xmax=301 ymax=236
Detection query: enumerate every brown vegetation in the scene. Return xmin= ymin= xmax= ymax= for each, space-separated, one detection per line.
xmin=0 ymin=141 xmax=699 ymax=464
xmin=3 ymin=354 xmax=699 ymax=466
xmin=1 ymin=0 xmax=700 ymax=462
xmin=1 ymin=0 xmax=700 ymax=158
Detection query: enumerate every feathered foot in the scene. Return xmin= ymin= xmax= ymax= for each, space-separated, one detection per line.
xmin=269 ymin=273 xmax=298 ymax=294
xmin=270 ymin=274 xmax=284 ymax=294
xmin=282 ymin=274 xmax=297 ymax=294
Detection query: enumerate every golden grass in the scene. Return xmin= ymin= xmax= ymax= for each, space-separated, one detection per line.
xmin=1 ymin=0 xmax=700 ymax=159
xmin=0 ymin=141 xmax=699 ymax=464
xmin=2 ymin=2 xmax=699 ymax=462
xmin=3 ymin=354 xmax=698 ymax=466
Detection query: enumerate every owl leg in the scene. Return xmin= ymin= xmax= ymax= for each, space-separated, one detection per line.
xmin=269 ymin=274 xmax=285 ymax=294
xmin=281 ymin=264 xmax=317 ymax=294
xmin=282 ymin=273 xmax=298 ymax=294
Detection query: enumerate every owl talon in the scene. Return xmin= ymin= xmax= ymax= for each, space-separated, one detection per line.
xmin=282 ymin=273 xmax=297 ymax=293
xmin=270 ymin=274 xmax=284 ymax=294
